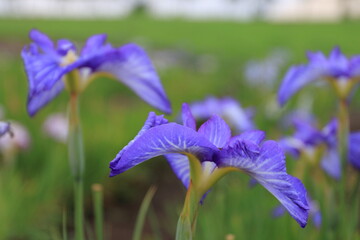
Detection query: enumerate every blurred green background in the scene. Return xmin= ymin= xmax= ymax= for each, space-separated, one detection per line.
xmin=1 ymin=14 xmax=360 ymax=240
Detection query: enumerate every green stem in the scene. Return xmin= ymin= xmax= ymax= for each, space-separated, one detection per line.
xmin=68 ymin=93 xmax=85 ymax=240
xmin=176 ymin=183 xmax=200 ymax=240
xmin=337 ymin=99 xmax=350 ymax=239
xmin=92 ymin=184 xmax=104 ymax=240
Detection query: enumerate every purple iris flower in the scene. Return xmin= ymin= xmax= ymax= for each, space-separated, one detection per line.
xmin=110 ymin=103 xmax=309 ymax=227
xmin=21 ymin=29 xmax=171 ymax=116
xmin=189 ymin=96 xmax=255 ymax=133
xmin=280 ymin=116 xmax=360 ymax=180
xmin=0 ymin=121 xmax=11 ymax=137
xmin=278 ymin=47 xmax=360 ymax=106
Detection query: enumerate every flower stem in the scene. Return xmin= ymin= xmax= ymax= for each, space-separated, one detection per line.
xmin=176 ymin=183 xmax=200 ymax=240
xmin=92 ymin=184 xmax=104 ymax=240
xmin=68 ymin=93 xmax=85 ymax=240
xmin=337 ymin=99 xmax=350 ymax=239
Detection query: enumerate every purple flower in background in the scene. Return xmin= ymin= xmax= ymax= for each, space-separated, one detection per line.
xmin=43 ymin=113 xmax=68 ymax=143
xmin=280 ymin=116 xmax=360 ymax=179
xmin=0 ymin=121 xmax=11 ymax=137
xmin=278 ymin=47 xmax=360 ymax=106
xmin=189 ymin=96 xmax=255 ymax=133
xmin=0 ymin=122 xmax=30 ymax=152
xmin=110 ymin=103 xmax=309 ymax=227
xmin=22 ymin=29 xmax=171 ymax=116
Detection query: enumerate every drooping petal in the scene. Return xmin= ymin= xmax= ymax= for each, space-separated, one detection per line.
xmin=278 ymin=65 xmax=324 ymax=106
xmin=95 ymin=43 xmax=172 ymax=114
xmin=198 ymin=115 xmax=231 ymax=148
xmin=181 ymin=103 xmax=196 ymax=130
xmin=109 ymin=122 xmax=218 ymax=177
xmin=349 ymin=132 xmax=360 ymax=170
xmin=218 ymin=140 xmax=309 ymax=227
xmin=0 ymin=121 xmax=10 ymax=137
xmin=166 ymin=153 xmax=190 ymax=188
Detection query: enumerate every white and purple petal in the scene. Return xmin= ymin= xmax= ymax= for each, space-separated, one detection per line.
xmin=217 ymin=140 xmax=309 ymax=227
xmin=109 ymin=122 xmax=218 ymax=177
xmin=198 ymin=115 xmax=231 ymax=148
xmin=166 ymin=153 xmax=190 ymax=188
xmin=94 ymin=43 xmax=171 ymax=114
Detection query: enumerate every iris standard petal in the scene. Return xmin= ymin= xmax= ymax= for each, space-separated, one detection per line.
xmin=29 ymin=29 xmax=55 ymax=54
xmin=278 ymin=65 xmax=324 ymax=106
xmin=81 ymin=34 xmax=108 ymax=56
xmin=228 ymin=130 xmax=265 ymax=146
xmin=95 ymin=43 xmax=172 ymax=114
xmin=218 ymin=140 xmax=309 ymax=227
xmin=110 ymin=122 xmax=218 ymax=177
xmin=198 ymin=115 xmax=231 ymax=148
xmin=349 ymin=132 xmax=360 ymax=170
xmin=181 ymin=103 xmax=196 ymax=130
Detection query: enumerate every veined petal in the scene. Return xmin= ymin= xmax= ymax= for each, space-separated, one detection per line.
xmin=181 ymin=103 xmax=196 ymax=130
xmin=109 ymin=122 xmax=218 ymax=177
xmin=95 ymin=43 xmax=172 ymax=114
xmin=198 ymin=115 xmax=231 ymax=148
xmin=349 ymin=132 xmax=360 ymax=170
xmin=0 ymin=122 xmax=10 ymax=137
xmin=218 ymin=140 xmax=309 ymax=227
xmin=166 ymin=153 xmax=190 ymax=187
xmin=278 ymin=65 xmax=323 ymax=106
xmin=228 ymin=130 xmax=265 ymax=146
xmin=109 ymin=112 xmax=168 ymax=171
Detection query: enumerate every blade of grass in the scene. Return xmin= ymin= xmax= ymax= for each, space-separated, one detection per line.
xmin=132 ymin=185 xmax=157 ymax=240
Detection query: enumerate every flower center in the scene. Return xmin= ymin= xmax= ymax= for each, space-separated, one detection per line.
xmin=61 ymin=50 xmax=78 ymax=67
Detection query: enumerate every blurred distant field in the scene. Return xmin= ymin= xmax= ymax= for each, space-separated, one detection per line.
xmin=0 ymin=16 xmax=360 ymax=239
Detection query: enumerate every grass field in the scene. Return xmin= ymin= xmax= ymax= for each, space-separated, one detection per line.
xmin=0 ymin=15 xmax=360 ymax=239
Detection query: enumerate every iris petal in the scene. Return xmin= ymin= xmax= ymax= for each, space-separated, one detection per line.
xmin=109 ymin=122 xmax=218 ymax=177
xmin=198 ymin=115 xmax=231 ymax=148
xmin=218 ymin=140 xmax=309 ymax=227
xmin=349 ymin=132 xmax=360 ymax=170
xmin=278 ymin=65 xmax=324 ymax=106
xmin=95 ymin=43 xmax=172 ymax=114
xmin=166 ymin=153 xmax=190 ymax=187
xmin=228 ymin=130 xmax=265 ymax=146
xmin=181 ymin=103 xmax=196 ymax=130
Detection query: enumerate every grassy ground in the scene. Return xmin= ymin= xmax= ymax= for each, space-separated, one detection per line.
xmin=0 ymin=16 xmax=360 ymax=239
